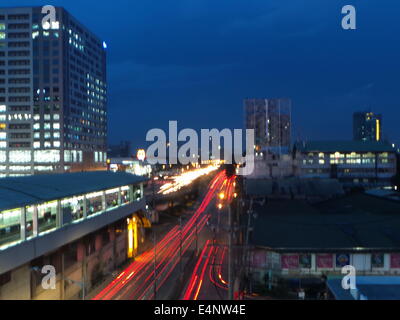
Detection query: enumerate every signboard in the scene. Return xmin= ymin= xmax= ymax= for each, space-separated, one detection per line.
xmin=252 ymin=250 xmax=267 ymax=269
xmin=137 ymin=149 xmax=146 ymax=161
xmin=390 ymin=253 xmax=400 ymax=269
xmin=317 ymin=254 xmax=333 ymax=268
xmin=281 ymin=254 xmax=299 ymax=269
xmin=336 ymin=253 xmax=350 ymax=268
xmin=371 ymin=253 xmax=384 ymax=268
xmin=299 ymin=254 xmax=312 ymax=269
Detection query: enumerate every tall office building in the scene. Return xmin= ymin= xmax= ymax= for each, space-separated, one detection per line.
xmin=353 ymin=111 xmax=382 ymax=142
xmin=244 ymin=98 xmax=291 ymax=154
xmin=0 ymin=7 xmax=107 ymax=177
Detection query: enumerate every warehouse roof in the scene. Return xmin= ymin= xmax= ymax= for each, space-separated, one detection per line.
xmin=294 ymin=140 xmax=395 ymax=153
xmin=246 ymin=178 xmax=344 ymax=197
xmin=328 ymin=277 xmax=400 ymax=300
xmin=0 ymin=171 xmax=147 ymax=212
xmin=251 ymin=193 xmax=400 ymax=251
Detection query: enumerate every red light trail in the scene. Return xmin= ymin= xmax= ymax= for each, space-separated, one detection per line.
xmin=182 ymin=174 xmax=237 ymax=300
xmin=93 ymin=170 xmax=228 ymax=300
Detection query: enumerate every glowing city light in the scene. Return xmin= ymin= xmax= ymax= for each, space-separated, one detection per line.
xmin=158 ymin=166 xmax=219 ymax=195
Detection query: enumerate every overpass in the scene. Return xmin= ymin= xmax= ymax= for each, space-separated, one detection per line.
xmin=0 ymin=171 xmax=147 ymax=300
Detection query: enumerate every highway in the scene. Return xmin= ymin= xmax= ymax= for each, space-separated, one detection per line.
xmin=93 ymin=170 xmax=229 ymax=300
xmin=182 ymin=175 xmax=237 ymax=300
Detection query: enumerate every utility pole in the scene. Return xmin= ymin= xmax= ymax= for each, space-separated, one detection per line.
xmin=82 ymin=275 xmax=86 ymax=300
xmin=179 ymin=216 xmax=183 ymax=276
xmin=82 ymin=242 xmax=87 ymax=301
xmin=153 ymin=232 xmax=157 ymax=300
xmin=195 ymin=216 xmax=198 ymax=255
xmin=228 ymin=202 xmax=234 ymax=300
xmin=60 ymin=251 xmax=65 ymax=300
xmin=152 ymin=177 xmax=156 ymax=210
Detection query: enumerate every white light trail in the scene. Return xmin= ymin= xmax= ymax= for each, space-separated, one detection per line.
xmin=158 ymin=166 xmax=218 ymax=195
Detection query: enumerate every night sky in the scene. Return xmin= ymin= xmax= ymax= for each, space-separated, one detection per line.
xmin=4 ymin=0 xmax=400 ymax=149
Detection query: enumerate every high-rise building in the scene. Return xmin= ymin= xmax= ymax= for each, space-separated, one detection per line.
xmin=108 ymin=141 xmax=132 ymax=158
xmin=0 ymin=7 xmax=107 ymax=177
xmin=353 ymin=111 xmax=382 ymax=142
xmin=244 ymin=98 xmax=291 ymax=154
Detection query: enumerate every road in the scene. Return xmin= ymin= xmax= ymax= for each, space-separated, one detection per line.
xmin=182 ymin=175 xmax=237 ymax=300
xmin=92 ymin=170 xmax=228 ymax=300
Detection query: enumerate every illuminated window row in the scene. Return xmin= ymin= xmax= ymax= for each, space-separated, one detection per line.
xmin=0 ymin=184 xmax=143 ymax=250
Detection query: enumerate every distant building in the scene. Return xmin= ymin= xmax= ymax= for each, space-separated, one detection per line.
xmin=108 ymin=141 xmax=132 ymax=158
xmin=107 ymin=157 xmax=152 ymax=177
xmin=250 ymin=152 xmax=294 ymax=179
xmin=353 ymin=111 xmax=382 ymax=142
xmin=294 ymin=140 xmax=397 ymax=188
xmin=0 ymin=7 xmax=108 ymax=177
xmin=244 ymin=98 xmax=291 ymax=154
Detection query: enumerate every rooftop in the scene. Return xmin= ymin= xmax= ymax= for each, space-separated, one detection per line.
xmin=251 ymin=193 xmax=400 ymax=252
xmin=246 ymin=177 xmax=344 ymax=198
xmin=0 ymin=171 xmax=147 ymax=212
xmin=328 ymin=276 xmax=400 ymax=300
xmin=294 ymin=140 xmax=395 ymax=153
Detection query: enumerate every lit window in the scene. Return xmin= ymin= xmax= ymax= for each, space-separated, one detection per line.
xmin=44 ymin=114 xmax=51 ymax=120
xmin=53 ymin=132 xmax=60 ymax=139
xmin=44 ymin=132 xmax=51 ymax=139
xmin=33 ymin=142 xmax=40 ymax=149
xmin=34 ymin=133 xmax=40 ymax=139
xmin=35 ymin=166 xmax=53 ymax=171
xmin=9 ymin=151 xmax=31 ymax=163
xmin=0 ymin=105 xmax=6 ymax=112
xmin=32 ymin=31 xmax=39 ymax=39
xmin=0 ymin=132 xmax=6 ymax=140
xmin=42 ymin=21 xmax=51 ymax=30
xmin=51 ymin=21 xmax=60 ymax=30
xmin=44 ymin=123 xmax=51 ymax=130
xmin=64 ymin=150 xmax=71 ymax=162
xmin=53 ymin=114 xmax=60 ymax=120
xmin=54 ymin=141 xmax=60 ymax=148
xmin=9 ymin=166 xmax=31 ymax=172
xmin=0 ymin=142 xmax=6 ymax=149
xmin=0 ymin=24 xmax=5 ymax=30
xmin=34 ymin=150 xmax=60 ymax=163
xmin=0 ymin=32 xmax=5 ymax=40
xmin=33 ymin=123 xmax=40 ymax=130
xmin=0 ymin=151 xmax=6 ymax=162
xmin=53 ymin=123 xmax=60 ymax=130
xmin=44 ymin=142 xmax=51 ymax=148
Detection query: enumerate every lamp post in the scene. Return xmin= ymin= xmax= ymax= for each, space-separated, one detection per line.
xmin=153 ymin=232 xmax=157 ymax=300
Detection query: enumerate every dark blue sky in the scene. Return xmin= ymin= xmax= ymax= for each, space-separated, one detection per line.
xmin=5 ymin=1 xmax=400 ymax=149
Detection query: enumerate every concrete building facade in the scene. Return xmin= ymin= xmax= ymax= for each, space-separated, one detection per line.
xmin=244 ymin=98 xmax=291 ymax=155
